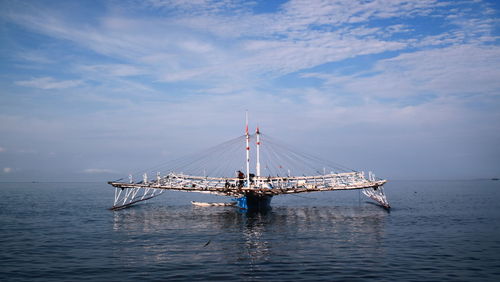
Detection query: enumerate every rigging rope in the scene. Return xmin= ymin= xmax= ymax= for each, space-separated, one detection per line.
xmin=123 ymin=132 xmax=361 ymax=181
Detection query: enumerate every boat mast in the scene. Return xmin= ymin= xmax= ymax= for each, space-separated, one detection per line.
xmin=256 ymin=126 xmax=261 ymax=180
xmin=245 ymin=111 xmax=250 ymax=187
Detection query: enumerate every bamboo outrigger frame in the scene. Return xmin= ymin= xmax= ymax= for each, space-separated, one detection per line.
xmin=108 ymin=114 xmax=390 ymax=211
xmin=108 ymin=171 xmax=389 ymax=210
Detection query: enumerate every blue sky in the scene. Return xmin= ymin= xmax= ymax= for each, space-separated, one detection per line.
xmin=0 ymin=0 xmax=499 ymax=181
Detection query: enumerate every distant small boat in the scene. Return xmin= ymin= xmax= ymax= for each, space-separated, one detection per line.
xmin=191 ymin=201 xmax=236 ymax=207
xmin=492 ymin=178 xmax=499 ymax=181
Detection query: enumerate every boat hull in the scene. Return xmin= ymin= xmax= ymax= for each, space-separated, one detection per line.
xmin=237 ymin=192 xmax=273 ymax=211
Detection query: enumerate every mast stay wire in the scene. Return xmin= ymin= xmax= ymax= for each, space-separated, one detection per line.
xmin=127 ymin=135 xmax=245 ymax=179
xmin=170 ymin=135 xmax=245 ymax=177
xmin=120 ymin=131 xmax=363 ymax=181
xmin=257 ymin=134 xmax=342 ymax=176
xmin=262 ymin=138 xmax=319 ymax=176
xmin=261 ymin=133 xmax=357 ymax=173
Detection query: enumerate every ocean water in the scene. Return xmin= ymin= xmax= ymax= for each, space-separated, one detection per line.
xmin=1 ymin=180 xmax=499 ymax=281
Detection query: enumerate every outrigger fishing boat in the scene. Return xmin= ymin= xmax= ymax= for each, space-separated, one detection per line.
xmin=108 ymin=115 xmax=390 ymax=211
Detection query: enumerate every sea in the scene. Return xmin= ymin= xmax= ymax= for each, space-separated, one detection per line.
xmin=1 ymin=180 xmax=499 ymax=281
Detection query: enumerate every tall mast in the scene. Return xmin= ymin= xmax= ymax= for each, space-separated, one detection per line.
xmin=256 ymin=126 xmax=261 ymax=179
xmin=245 ymin=111 xmax=250 ymax=187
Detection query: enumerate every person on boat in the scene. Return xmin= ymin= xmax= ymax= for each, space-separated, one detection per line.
xmin=237 ymin=170 xmax=245 ymax=188
xmin=249 ymin=173 xmax=255 ymax=184
xmin=266 ymin=176 xmax=273 ymax=189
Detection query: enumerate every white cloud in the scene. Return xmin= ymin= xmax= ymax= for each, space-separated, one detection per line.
xmin=1 ymin=0 xmax=438 ymax=86
xmin=16 ymin=51 xmax=54 ymax=64
xmin=1 ymin=0 xmax=499 ymax=180
xmin=1 ymin=82 xmax=498 ymax=180
xmin=3 ymin=0 xmax=493 ymax=102
xmin=377 ymin=45 xmax=500 ymax=96
xmin=79 ymin=64 xmax=146 ymax=77
xmin=179 ymin=40 xmax=214 ymax=53
xmin=143 ymin=0 xmax=242 ymax=15
xmin=272 ymin=0 xmax=439 ymax=31
xmin=83 ymin=168 xmax=119 ymax=174
xmin=15 ymin=77 xmax=83 ymax=90
xmin=238 ymin=34 xmax=406 ymax=76
xmin=305 ymin=44 xmax=500 ymax=100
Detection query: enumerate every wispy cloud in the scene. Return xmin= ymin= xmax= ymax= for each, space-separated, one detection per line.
xmin=1 ymin=0 xmax=494 ymax=101
xmin=0 ymin=0 xmax=499 ymax=180
xmin=83 ymin=168 xmax=119 ymax=174
xmin=78 ymin=64 xmax=146 ymax=77
xmin=16 ymin=51 xmax=54 ymax=64
xmin=15 ymin=77 xmax=83 ymax=90
xmin=304 ymin=44 xmax=500 ymax=101
xmin=1 ymin=0 xmax=447 ymax=86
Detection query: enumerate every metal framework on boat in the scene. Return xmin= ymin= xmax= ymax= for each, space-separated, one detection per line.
xmin=109 ymin=171 xmax=389 ymax=210
xmin=108 ymin=114 xmax=390 ymax=211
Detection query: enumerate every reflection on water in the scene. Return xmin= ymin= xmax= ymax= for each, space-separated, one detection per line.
xmin=112 ymin=205 xmax=388 ymax=271
xmin=2 ymin=181 xmax=500 ymax=281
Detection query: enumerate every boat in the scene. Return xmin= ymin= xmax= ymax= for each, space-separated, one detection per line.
xmin=191 ymin=201 xmax=237 ymax=207
xmin=108 ymin=114 xmax=390 ymax=211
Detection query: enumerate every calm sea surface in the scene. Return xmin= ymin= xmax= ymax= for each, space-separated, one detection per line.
xmin=1 ymin=180 xmax=499 ymax=281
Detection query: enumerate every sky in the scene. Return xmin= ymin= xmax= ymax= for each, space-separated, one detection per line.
xmin=0 ymin=0 xmax=499 ymax=181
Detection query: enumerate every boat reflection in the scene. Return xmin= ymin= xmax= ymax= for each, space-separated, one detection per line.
xmin=111 ymin=205 xmax=389 ymax=267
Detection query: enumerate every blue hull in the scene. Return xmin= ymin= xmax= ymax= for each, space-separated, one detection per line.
xmin=236 ymin=192 xmax=273 ymax=211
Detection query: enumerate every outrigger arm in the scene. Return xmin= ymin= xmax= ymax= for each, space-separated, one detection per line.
xmin=108 ymin=171 xmax=390 ymax=210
